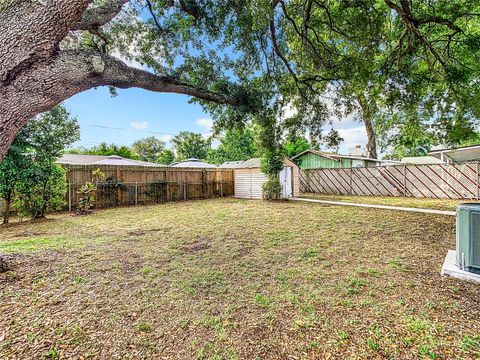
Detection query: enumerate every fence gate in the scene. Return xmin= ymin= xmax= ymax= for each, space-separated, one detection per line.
xmin=299 ymin=162 xmax=480 ymax=200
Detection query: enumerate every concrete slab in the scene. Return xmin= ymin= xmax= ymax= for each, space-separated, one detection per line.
xmin=290 ymin=197 xmax=456 ymax=216
xmin=441 ymin=250 xmax=480 ymax=283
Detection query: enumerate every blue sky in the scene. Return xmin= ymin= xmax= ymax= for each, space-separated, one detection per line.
xmin=64 ymin=86 xmax=368 ymax=154
xmin=64 ymin=86 xmax=214 ymax=149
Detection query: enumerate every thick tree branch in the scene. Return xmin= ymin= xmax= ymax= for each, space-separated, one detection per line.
xmin=98 ymin=54 xmax=239 ymax=105
xmin=384 ymin=0 xmax=447 ymax=68
xmin=0 ymin=48 xmax=239 ymax=164
xmin=71 ymin=0 xmax=129 ymax=31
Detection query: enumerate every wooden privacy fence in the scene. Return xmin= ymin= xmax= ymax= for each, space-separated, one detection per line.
xmin=64 ymin=165 xmax=234 ymax=210
xmin=300 ymin=162 xmax=480 ymax=200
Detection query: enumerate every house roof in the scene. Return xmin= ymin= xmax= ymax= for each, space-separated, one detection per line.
xmin=170 ymin=158 xmax=218 ymax=168
xmin=291 ymin=149 xmax=381 ymax=162
xmin=234 ymin=157 xmax=297 ymax=169
xmin=220 ymin=160 xmax=245 ymax=168
xmin=56 ymin=154 xmax=166 ymax=167
xmin=429 ymin=144 xmax=480 ymax=163
xmin=236 ymin=158 xmax=262 ymax=168
xmin=401 ymin=156 xmax=445 ymax=165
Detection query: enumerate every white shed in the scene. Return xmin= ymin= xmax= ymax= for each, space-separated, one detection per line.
xmin=234 ymin=158 xmax=300 ymax=199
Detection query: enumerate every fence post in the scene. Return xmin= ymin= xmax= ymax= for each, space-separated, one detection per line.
xmin=220 ymin=170 xmax=224 ymax=197
xmin=477 ymin=161 xmax=480 ymax=200
xmin=403 ymin=165 xmax=407 ymax=197
xmin=349 ymin=168 xmax=353 ymax=195
xmin=183 ymin=181 xmax=187 ymax=201
xmin=135 ymin=182 xmax=138 ymax=205
xmin=68 ymin=182 xmax=72 ymax=212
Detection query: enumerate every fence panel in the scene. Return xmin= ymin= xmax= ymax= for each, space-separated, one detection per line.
xmin=64 ymin=166 xmax=234 ymax=211
xmin=299 ymin=162 xmax=480 ymax=200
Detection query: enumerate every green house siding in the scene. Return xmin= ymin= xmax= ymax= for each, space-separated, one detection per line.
xmin=296 ymin=153 xmax=352 ymax=170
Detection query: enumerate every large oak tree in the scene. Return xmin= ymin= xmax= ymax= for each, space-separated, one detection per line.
xmin=0 ymin=0 xmax=260 ymax=161
xmin=268 ymin=0 xmax=480 ymax=158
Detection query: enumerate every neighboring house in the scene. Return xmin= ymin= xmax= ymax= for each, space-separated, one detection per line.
xmin=291 ymin=149 xmax=382 ymax=170
xmin=220 ymin=161 xmax=245 ymax=168
xmin=57 ymin=154 xmax=165 ymax=167
xmin=233 ymin=158 xmax=299 ymax=199
xmin=170 ymin=158 xmax=218 ymax=168
xmin=401 ymin=156 xmax=445 ymax=165
xmin=429 ymin=144 xmax=480 ymax=163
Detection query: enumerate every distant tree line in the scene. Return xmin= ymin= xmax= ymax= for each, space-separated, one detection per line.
xmin=66 ymin=125 xmax=346 ymax=166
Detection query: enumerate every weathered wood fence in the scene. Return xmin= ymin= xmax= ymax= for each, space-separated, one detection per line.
xmin=300 ymin=162 xmax=480 ymax=199
xmin=65 ymin=165 xmax=234 ymax=210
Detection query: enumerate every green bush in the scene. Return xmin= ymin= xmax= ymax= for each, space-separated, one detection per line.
xmin=14 ymin=165 xmax=67 ymax=219
xmin=262 ymin=178 xmax=282 ymax=200
xmin=77 ymin=182 xmax=97 ymax=214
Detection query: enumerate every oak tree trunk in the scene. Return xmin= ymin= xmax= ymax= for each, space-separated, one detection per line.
xmin=357 ymin=93 xmax=378 ymax=159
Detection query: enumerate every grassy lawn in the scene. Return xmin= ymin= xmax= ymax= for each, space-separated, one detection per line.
xmin=1 ymin=198 xmax=479 ymax=359
xmin=300 ymin=193 xmax=480 ymax=211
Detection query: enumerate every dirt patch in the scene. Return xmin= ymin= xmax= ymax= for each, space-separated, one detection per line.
xmin=181 ymin=238 xmax=211 ymax=253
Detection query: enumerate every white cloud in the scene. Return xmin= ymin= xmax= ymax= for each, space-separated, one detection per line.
xmin=130 ymin=121 xmax=149 ymax=130
xmin=158 ymin=134 xmax=173 ymax=143
xmin=196 ymin=118 xmax=213 ymax=132
xmin=196 ymin=118 xmax=214 ymax=141
xmin=336 ymin=126 xmax=368 ymax=153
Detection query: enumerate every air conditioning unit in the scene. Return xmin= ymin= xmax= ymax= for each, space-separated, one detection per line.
xmin=456 ymin=203 xmax=480 ymax=274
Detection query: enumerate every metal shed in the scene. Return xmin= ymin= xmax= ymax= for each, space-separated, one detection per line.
xmin=233 ymin=158 xmax=300 ymax=199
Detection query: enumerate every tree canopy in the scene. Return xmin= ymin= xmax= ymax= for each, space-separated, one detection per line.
xmin=267 ymin=0 xmax=480 ymax=158
xmin=68 ymin=142 xmax=139 ymax=159
xmin=132 ymin=136 xmax=166 ymax=162
xmin=206 ymin=127 xmax=258 ymax=164
xmin=172 ymin=131 xmax=211 ymax=161
xmin=1 ymin=0 xmax=480 ymax=164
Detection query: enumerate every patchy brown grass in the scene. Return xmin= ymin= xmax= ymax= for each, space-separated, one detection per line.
xmin=0 ymin=198 xmax=479 ymax=359
xmin=301 ymin=193 xmax=480 ymax=211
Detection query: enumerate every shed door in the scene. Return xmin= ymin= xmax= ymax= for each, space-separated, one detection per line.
xmin=280 ymin=166 xmax=293 ymax=198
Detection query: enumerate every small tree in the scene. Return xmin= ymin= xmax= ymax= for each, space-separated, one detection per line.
xmin=257 ymin=112 xmax=284 ymax=201
xmin=14 ymin=106 xmax=80 ymax=219
xmin=0 ymin=135 xmax=29 ymax=224
xmin=284 ymin=137 xmax=310 ymax=158
xmin=14 ymin=165 xmax=67 ymax=219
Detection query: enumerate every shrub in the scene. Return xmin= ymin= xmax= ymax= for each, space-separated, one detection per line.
xmin=262 ymin=178 xmax=282 ymax=200
xmin=14 ymin=165 xmax=67 ymax=219
xmin=76 ymin=182 xmax=97 ymax=214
